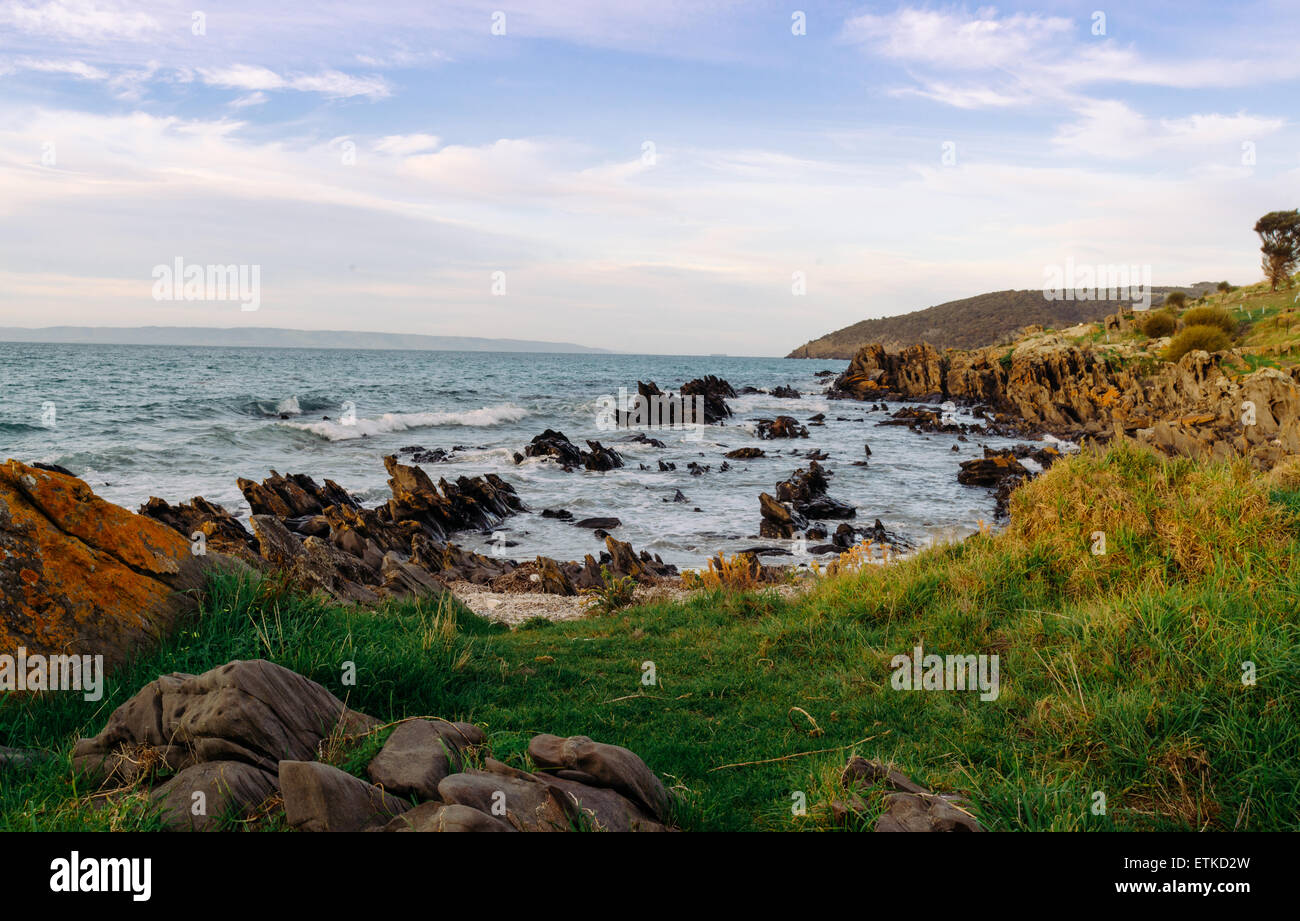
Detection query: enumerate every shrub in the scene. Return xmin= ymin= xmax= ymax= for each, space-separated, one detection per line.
xmin=684 ymin=552 xmax=762 ymax=591
xmin=1217 ymin=280 xmax=1234 ymax=293
xmin=1164 ymin=324 xmax=1231 ymax=361
xmin=1163 ymin=290 xmax=1188 ymax=310
xmin=1181 ymin=304 xmax=1236 ymax=334
xmin=588 ymin=565 xmax=636 ymax=614
xmin=1140 ymin=310 xmax=1177 ymax=338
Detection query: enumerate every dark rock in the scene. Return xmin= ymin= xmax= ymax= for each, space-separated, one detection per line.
xmin=755 ymin=416 xmax=809 ymax=439
xmin=573 ymin=517 xmax=621 ymax=530
xmin=680 ymin=375 xmax=736 ymax=424
xmin=771 ymin=385 xmax=800 ymax=399
xmin=541 ymin=508 xmax=574 ymax=520
xmin=725 ymin=447 xmax=765 ymax=459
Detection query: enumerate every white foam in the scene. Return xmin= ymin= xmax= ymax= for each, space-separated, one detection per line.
xmin=275 ymin=395 xmax=301 ymax=415
xmin=284 ymin=404 xmax=530 ymax=441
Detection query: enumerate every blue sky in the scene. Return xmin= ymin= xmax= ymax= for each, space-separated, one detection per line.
xmin=1 ymin=0 xmax=1297 ymax=354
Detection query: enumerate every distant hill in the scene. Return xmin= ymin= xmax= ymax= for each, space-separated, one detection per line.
xmin=787 ymin=285 xmax=1219 ymax=358
xmin=0 ymin=326 xmax=609 ymax=353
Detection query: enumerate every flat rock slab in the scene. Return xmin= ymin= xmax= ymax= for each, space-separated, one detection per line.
xmin=280 ymin=760 xmax=410 ymax=832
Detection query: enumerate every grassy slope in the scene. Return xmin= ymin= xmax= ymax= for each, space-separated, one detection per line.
xmin=787 ymin=285 xmax=1217 ymax=358
xmin=2 ymin=444 xmax=1298 ymax=832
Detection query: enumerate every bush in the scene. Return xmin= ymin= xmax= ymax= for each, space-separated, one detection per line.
xmin=1163 ymin=291 xmax=1188 ymax=310
xmin=1164 ymin=324 xmax=1231 ymax=361
xmin=1181 ymin=304 xmax=1236 ymax=334
xmin=1140 ymin=310 xmax=1177 ymax=338
xmin=1217 ymin=280 xmax=1234 ymax=293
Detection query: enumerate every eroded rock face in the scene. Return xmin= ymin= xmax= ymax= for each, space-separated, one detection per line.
xmin=830 ymin=336 xmax=1300 ymax=468
xmin=0 ymin=460 xmax=245 ymax=668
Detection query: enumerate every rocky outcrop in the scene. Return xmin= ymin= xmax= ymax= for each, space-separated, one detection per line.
xmin=0 ymin=460 xmax=246 ymax=668
xmin=680 ymin=375 xmax=735 ymax=424
xmin=829 ymin=335 xmax=1300 ymax=468
xmin=521 ymin=430 xmax=624 ymax=472
xmin=760 ymin=461 xmax=854 ymax=539
xmin=755 ymin=416 xmax=809 ymax=439
xmin=138 ymin=495 xmax=261 ymax=564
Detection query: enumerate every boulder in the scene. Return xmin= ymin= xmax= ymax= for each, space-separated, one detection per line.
xmin=437 ymin=768 xmax=576 ymax=832
xmin=381 ymin=801 xmax=515 ymax=832
xmin=279 ymin=760 xmax=410 ymax=832
xmin=527 ymin=734 xmax=670 ymax=822
xmin=72 ymin=659 xmax=378 ymax=783
xmin=366 ymin=719 xmax=481 ymax=800
xmin=0 ymin=460 xmax=245 ymax=668
xmin=680 ymin=376 xmax=736 ymax=424
xmin=537 ymin=774 xmax=669 ymax=832
xmin=151 ymin=761 xmax=279 ymax=832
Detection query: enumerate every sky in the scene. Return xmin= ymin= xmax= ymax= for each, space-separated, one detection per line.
xmin=0 ymin=0 xmax=1297 ymax=355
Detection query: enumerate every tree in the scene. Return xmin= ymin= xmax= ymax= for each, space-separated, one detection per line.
xmin=1254 ymin=209 xmax=1300 ymax=290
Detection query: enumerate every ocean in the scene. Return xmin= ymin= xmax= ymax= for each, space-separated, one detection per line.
xmin=0 ymin=342 xmax=1039 ymax=568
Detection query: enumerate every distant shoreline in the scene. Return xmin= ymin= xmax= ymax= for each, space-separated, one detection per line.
xmin=0 ymin=325 xmax=610 ymax=354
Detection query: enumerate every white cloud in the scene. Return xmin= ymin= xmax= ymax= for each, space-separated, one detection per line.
xmin=1053 ymin=100 xmax=1285 ymax=159
xmin=197 ymin=64 xmax=390 ymax=99
xmin=374 ymin=133 xmax=441 ymax=155
xmin=0 ymin=0 xmax=159 ymax=40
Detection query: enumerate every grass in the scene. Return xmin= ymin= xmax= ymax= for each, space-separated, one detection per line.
xmin=3 ymin=443 xmax=1299 ymax=832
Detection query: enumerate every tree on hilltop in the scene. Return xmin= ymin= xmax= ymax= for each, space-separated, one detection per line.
xmin=1254 ymin=209 xmax=1300 ymax=290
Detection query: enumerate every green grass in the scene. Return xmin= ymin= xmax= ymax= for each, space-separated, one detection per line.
xmin=3 ymin=444 xmax=1299 ymax=832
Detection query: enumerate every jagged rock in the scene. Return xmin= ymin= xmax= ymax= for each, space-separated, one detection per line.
xmin=71 ymin=659 xmax=378 ymax=783
xmin=680 ymin=375 xmax=736 ymax=424
xmin=523 ymin=429 xmax=585 ymax=468
xmin=759 ymin=491 xmax=806 ymax=539
xmin=280 ymin=760 xmax=410 ymax=832
xmin=583 ymin=441 xmax=623 ymax=472
xmin=528 ymin=734 xmax=670 ymax=822
xmin=152 ymin=761 xmax=279 ymax=832
xmin=237 ymin=471 xmax=359 ymax=518
xmin=725 ymin=447 xmax=765 ymax=459
xmin=0 ymin=460 xmax=245 ymax=668
xmin=412 ymin=534 xmax=515 ymax=585
xmin=775 ymin=461 xmax=855 ymax=520
xmin=382 ymin=455 xmax=524 ymax=540
xmin=382 ymin=801 xmax=516 ymax=832
xmin=755 ymin=416 xmax=809 ymax=439
xmin=957 ymin=451 xmax=1029 ymax=487
xmin=772 ymin=385 xmax=801 ymax=399
xmin=138 ymin=496 xmax=260 ymax=564
xmin=541 ymin=508 xmax=573 ymax=520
